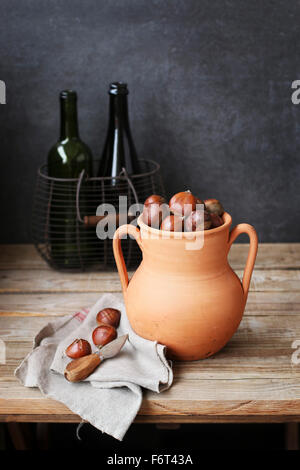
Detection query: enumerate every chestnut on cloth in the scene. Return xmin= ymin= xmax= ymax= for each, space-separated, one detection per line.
xmin=15 ymin=293 xmax=173 ymax=441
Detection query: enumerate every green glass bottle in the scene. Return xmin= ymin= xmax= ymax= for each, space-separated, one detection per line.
xmin=48 ymin=90 xmax=93 ymax=268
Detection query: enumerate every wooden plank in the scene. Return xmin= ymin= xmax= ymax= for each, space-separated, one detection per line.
xmin=1 ymin=356 xmax=300 ymax=418
xmin=0 ymin=293 xmax=101 ymax=316
xmin=136 ymin=415 xmax=300 ymax=423
xmin=2 ymin=375 xmax=299 ymax=401
xmin=0 ymin=291 xmax=299 ymax=317
xmin=0 ymin=317 xmax=299 ymax=383
xmin=249 ymin=270 xmax=300 ymax=292
xmin=7 ymin=423 xmax=33 ymax=450
xmin=0 ymin=244 xmax=299 ymax=271
xmin=1 ymin=315 xmax=300 ymax=379
xmin=0 ymin=245 xmax=46 ymax=270
xmin=228 ymin=243 xmax=300 ymax=270
xmin=284 ymin=423 xmax=299 ymax=450
xmin=245 ymin=291 xmax=300 ymax=315
xmin=1 ymin=384 xmax=300 ymax=422
xmin=1 ymin=344 xmax=299 ymax=382
xmin=1 ymin=413 xmax=300 ymax=424
xmin=0 ymin=268 xmax=299 ymax=294
xmin=1 ymin=314 xmax=299 ymax=347
xmin=0 ymin=270 xmax=123 ymax=294
xmin=0 ymin=270 xmax=122 ymax=294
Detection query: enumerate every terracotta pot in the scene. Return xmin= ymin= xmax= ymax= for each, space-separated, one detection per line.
xmin=113 ymin=213 xmax=258 ymax=361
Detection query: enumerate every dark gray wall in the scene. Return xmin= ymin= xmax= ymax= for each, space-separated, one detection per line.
xmin=0 ymin=0 xmax=299 ymax=242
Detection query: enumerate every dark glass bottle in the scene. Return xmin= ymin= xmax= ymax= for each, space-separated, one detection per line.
xmin=48 ymin=90 xmax=92 ymax=178
xmin=97 ymin=82 xmax=141 ymax=180
xmin=48 ymin=90 xmax=93 ymax=268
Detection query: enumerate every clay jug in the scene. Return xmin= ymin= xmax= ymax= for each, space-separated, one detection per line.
xmin=113 ymin=213 xmax=258 ymax=361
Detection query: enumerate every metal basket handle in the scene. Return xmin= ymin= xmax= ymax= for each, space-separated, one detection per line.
xmin=75 ymin=168 xmax=140 ymax=224
xmin=76 ymin=170 xmax=86 ymax=223
xmin=119 ymin=167 xmax=139 ymax=206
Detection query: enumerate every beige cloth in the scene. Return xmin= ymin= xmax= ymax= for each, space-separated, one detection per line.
xmin=15 ymin=293 xmax=173 ymax=440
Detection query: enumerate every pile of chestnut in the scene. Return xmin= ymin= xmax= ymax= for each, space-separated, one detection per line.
xmin=142 ymin=191 xmax=225 ymax=232
xmin=65 ymin=308 xmax=121 ymax=359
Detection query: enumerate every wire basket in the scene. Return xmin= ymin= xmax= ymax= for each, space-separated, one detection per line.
xmin=32 ymin=159 xmax=165 ymax=271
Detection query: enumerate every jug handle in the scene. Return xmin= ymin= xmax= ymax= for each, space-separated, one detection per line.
xmin=113 ymin=224 xmax=142 ymax=296
xmin=227 ymin=223 xmax=258 ymax=302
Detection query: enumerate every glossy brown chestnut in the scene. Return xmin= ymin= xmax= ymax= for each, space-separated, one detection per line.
xmin=204 ymin=198 xmax=224 ymax=216
xmin=161 ymin=215 xmax=183 ymax=232
xmin=169 ymin=191 xmax=198 ymax=217
xmin=65 ymin=339 xmax=92 ymax=359
xmin=195 ymin=197 xmax=205 ymax=208
xmin=210 ymin=213 xmax=224 ymax=228
xmin=92 ymin=325 xmax=117 ymax=347
xmin=142 ymin=202 xmax=168 ymax=229
xmin=144 ymin=194 xmax=166 ymax=206
xmin=185 ymin=210 xmax=212 ymax=231
xmin=96 ymin=308 xmax=121 ymax=327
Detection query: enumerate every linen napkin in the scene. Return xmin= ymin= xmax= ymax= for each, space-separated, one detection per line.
xmin=15 ymin=293 xmax=173 ymax=440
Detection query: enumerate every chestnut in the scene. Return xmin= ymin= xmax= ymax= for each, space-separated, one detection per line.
xmin=185 ymin=210 xmax=212 ymax=231
xmin=144 ymin=194 xmax=166 ymax=206
xmin=65 ymin=339 xmax=91 ymax=359
xmin=142 ymin=202 xmax=168 ymax=229
xmin=160 ymin=215 xmax=183 ymax=232
xmin=92 ymin=324 xmax=117 ymax=347
xmin=96 ymin=307 xmax=121 ymax=328
xmin=169 ymin=191 xmax=198 ymax=217
xmin=195 ymin=197 xmax=205 ymax=208
xmin=210 ymin=213 xmax=223 ymax=228
xmin=204 ymin=198 xmax=224 ymax=216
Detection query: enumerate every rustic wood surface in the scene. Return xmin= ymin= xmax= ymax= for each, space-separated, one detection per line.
xmin=0 ymin=243 xmax=300 ymax=423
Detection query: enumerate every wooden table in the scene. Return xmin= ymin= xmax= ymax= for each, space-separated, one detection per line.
xmin=0 ymin=244 xmax=299 ymax=448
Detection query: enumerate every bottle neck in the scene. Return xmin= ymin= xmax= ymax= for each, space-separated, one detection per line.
xmin=108 ymin=94 xmax=130 ymax=130
xmin=60 ymin=97 xmax=79 ymax=140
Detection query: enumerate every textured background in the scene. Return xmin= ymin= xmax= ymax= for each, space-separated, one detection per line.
xmin=0 ymin=0 xmax=299 ymax=242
